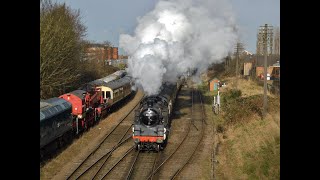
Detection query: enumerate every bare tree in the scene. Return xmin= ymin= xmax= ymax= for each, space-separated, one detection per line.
xmin=103 ymin=40 xmax=112 ymax=47
xmin=40 ymin=0 xmax=86 ymax=98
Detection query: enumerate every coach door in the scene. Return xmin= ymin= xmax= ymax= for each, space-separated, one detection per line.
xmin=106 ymin=91 xmax=111 ymax=103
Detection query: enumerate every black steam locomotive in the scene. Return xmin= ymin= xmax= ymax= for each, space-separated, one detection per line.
xmin=132 ymin=78 xmax=184 ymax=151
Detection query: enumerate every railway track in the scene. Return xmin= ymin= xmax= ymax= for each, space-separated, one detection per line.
xmin=65 ymin=96 xmax=145 ymax=180
xmin=125 ymin=151 xmax=161 ymax=180
xmin=96 ymin=144 xmax=161 ymax=180
xmin=171 ymin=90 xmax=206 ymax=179
xmin=77 ymin=82 xmax=192 ymax=180
xmin=145 ymin=86 xmax=206 ymax=179
xmin=63 ymin=80 xmax=206 ymax=180
xmin=94 ymin=145 xmax=136 ymax=179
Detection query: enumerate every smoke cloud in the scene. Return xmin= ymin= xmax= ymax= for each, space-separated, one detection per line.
xmin=120 ymin=0 xmax=238 ymax=95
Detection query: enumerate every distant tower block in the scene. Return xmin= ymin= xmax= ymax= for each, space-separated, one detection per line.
xmin=273 ymin=27 xmax=280 ymax=55
xmin=112 ymin=47 xmax=118 ymax=60
xmin=106 ymin=47 xmax=112 ymax=60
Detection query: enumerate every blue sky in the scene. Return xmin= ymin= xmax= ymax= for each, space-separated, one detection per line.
xmin=54 ymin=0 xmax=279 ymax=54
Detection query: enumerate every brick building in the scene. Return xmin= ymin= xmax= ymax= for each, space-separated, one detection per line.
xmin=85 ymin=45 xmax=119 ymax=62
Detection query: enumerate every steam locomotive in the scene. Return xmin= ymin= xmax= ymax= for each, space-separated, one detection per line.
xmin=132 ymin=77 xmax=184 ymax=151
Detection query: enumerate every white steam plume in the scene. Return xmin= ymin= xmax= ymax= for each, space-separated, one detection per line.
xmin=120 ymin=0 xmax=238 ymax=95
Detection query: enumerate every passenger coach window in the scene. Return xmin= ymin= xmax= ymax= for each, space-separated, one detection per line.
xmin=106 ymin=91 xmax=111 ymax=98
xmin=102 ymin=91 xmax=105 ymax=99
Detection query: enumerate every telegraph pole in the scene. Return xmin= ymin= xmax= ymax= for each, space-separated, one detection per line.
xmin=260 ymin=24 xmax=273 ymax=119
